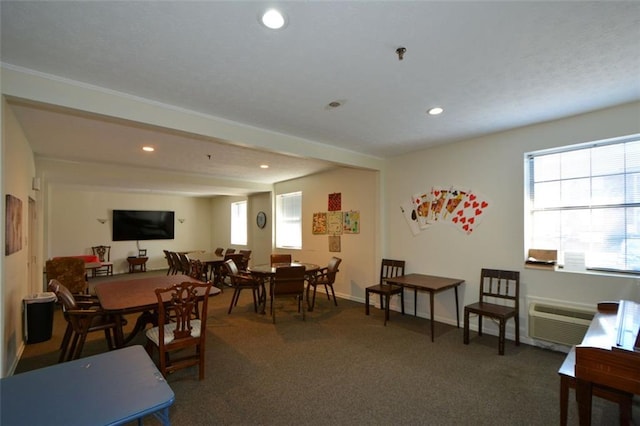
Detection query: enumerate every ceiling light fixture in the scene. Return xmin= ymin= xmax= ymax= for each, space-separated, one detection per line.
xmin=260 ymin=164 xmax=269 ymax=169
xmin=427 ymin=107 xmax=444 ymax=116
xmin=261 ymin=9 xmax=286 ymax=29
xmin=142 ymin=146 xmax=155 ymax=152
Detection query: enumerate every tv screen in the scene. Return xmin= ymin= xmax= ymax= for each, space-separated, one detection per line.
xmin=112 ymin=210 xmax=175 ymax=241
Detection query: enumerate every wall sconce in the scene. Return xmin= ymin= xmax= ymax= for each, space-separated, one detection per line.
xmin=178 ymin=218 xmax=186 ymax=224
xmin=97 ymin=218 xmax=108 ymax=224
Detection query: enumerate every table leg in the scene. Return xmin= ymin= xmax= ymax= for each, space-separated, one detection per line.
xmin=576 ymin=378 xmax=593 ymax=426
xmin=413 ymin=288 xmax=417 ymax=316
xmin=429 ymin=292 xmax=435 ymax=342
xmin=113 ymin=314 xmax=126 ymax=348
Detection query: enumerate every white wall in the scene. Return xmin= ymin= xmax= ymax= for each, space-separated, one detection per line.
xmin=275 ymin=167 xmax=380 ymax=301
xmin=45 ymin=186 xmax=213 ymax=274
xmin=1 ymin=97 xmax=38 ymax=376
xmin=385 ymin=101 xmax=640 ymax=346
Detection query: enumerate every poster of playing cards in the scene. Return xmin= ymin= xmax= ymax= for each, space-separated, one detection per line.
xmin=403 ymin=186 xmax=490 ymax=236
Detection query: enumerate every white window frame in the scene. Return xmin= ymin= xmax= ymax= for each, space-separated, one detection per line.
xmin=275 ymin=191 xmax=302 ymax=249
xmin=230 ymin=200 xmax=247 ymax=246
xmin=525 ymin=134 xmax=640 ymax=274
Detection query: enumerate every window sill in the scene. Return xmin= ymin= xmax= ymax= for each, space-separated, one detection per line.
xmin=525 ymin=263 xmax=640 ymax=279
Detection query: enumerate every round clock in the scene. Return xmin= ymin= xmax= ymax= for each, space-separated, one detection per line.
xmin=256 ymin=211 xmax=267 ymax=229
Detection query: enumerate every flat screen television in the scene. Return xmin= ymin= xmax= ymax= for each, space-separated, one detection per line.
xmin=112 ymin=210 xmax=175 ymax=241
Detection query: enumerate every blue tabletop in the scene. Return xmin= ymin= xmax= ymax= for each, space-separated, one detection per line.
xmin=1 ymin=345 xmax=174 ymax=426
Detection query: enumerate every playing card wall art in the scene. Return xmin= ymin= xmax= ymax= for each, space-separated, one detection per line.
xmin=403 ymin=186 xmax=490 ymax=236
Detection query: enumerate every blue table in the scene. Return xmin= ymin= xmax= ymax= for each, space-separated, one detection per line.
xmin=1 ymin=345 xmax=175 ymax=426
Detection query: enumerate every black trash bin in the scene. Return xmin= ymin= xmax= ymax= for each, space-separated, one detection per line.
xmin=23 ymin=292 xmax=56 ymax=344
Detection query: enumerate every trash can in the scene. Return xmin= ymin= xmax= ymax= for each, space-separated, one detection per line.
xmin=23 ymin=292 xmax=56 ymax=344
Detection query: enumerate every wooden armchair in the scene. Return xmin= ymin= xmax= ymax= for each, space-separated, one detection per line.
xmin=463 ymin=268 xmax=520 ymax=355
xmin=46 ymin=257 xmax=88 ymax=295
xmin=145 ymin=281 xmax=213 ymax=380
xmin=307 ymin=257 xmax=342 ymax=311
xmin=365 ymin=259 xmax=406 ymax=325
xmin=224 ymin=259 xmax=261 ymax=314
xmin=271 ymin=265 xmax=306 ymax=324
xmin=47 ymin=279 xmax=117 ymax=362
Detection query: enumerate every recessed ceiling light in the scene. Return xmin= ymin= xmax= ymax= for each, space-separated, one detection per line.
xmin=260 ymin=164 xmax=269 ymax=169
xmin=427 ymin=107 xmax=444 ymax=116
xmin=142 ymin=146 xmax=154 ymax=152
xmin=261 ymin=9 xmax=286 ymax=30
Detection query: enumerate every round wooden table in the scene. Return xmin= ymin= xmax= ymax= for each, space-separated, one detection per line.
xmin=247 ymin=263 xmax=320 ymax=314
xmin=127 ymin=256 xmax=148 ymax=273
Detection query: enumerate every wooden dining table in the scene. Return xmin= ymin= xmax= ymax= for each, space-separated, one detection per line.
xmin=94 ymin=275 xmax=221 ymax=347
xmin=247 ymin=262 xmax=320 ymax=314
xmin=189 ymin=252 xmax=225 ymax=283
xmin=383 ymin=273 xmax=464 ymax=342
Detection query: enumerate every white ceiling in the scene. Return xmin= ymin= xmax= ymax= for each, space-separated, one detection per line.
xmin=1 ymin=1 xmax=639 ymax=195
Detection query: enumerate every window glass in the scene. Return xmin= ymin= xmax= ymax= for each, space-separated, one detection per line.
xmin=230 ymin=201 xmax=247 ymax=245
xmin=526 ymin=135 xmax=640 ymax=273
xmin=275 ymin=191 xmax=302 ymax=249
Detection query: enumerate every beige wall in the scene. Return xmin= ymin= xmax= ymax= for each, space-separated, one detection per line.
xmin=1 ymin=96 xmax=38 ymax=376
xmin=45 ymin=186 xmax=214 ymax=274
xmin=275 ymin=167 xmax=380 ymax=302
xmin=386 ymin=101 xmax=640 ymax=348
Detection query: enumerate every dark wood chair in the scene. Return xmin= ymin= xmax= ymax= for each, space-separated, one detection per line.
xmin=168 ymin=251 xmax=182 ymax=274
xmin=46 ymin=257 xmax=88 ymax=295
xmin=239 ymin=250 xmax=252 ymax=270
xmin=145 ymin=281 xmax=213 ymax=380
xmin=270 ymin=253 xmax=292 ymax=266
xmin=189 ymin=259 xmax=208 ymax=282
xmin=271 ymin=265 xmax=306 ymax=324
xmin=91 ymin=245 xmax=113 ymax=276
xmin=163 ymin=250 xmax=177 ymax=275
xmin=178 ymin=252 xmax=191 ymax=275
xmin=214 ymin=247 xmax=224 ymax=256
xmin=365 ymin=259 xmax=406 ymax=326
xmin=47 ymin=279 xmax=116 ymax=362
xmin=463 ymin=268 xmax=520 ymax=355
xmin=224 ymin=248 xmax=236 ymax=255
xmin=224 ymin=259 xmax=261 ymax=314
xmin=307 ymin=256 xmax=342 ymax=310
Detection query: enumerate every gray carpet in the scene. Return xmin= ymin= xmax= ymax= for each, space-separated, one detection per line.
xmin=17 ymin=271 xmax=636 ymax=425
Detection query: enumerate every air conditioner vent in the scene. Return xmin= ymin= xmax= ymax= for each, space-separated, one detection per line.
xmin=528 ymin=302 xmax=594 ymax=346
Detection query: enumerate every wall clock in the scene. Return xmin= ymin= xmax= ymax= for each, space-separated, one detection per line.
xmin=256 ymin=211 xmax=267 ymax=229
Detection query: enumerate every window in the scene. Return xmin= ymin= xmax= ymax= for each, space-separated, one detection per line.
xmin=230 ymin=200 xmax=247 ymax=245
xmin=525 ymin=135 xmax=640 ymax=274
xmin=276 ymin=191 xmax=302 ymax=249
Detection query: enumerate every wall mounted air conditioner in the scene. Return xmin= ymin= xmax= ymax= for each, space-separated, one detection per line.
xmin=528 ymin=302 xmax=594 ymax=346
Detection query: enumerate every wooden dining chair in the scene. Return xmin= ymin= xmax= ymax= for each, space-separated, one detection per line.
xmin=239 ymin=250 xmax=252 ymax=270
xmin=91 ymin=245 xmax=113 ymax=276
xmin=47 ymin=279 xmax=117 ymax=362
xmin=224 ymin=259 xmax=261 ymax=314
xmin=271 ymin=265 xmax=306 ymax=324
xmin=145 ymin=281 xmax=213 ymax=380
xmin=463 ymin=268 xmax=520 ymax=355
xmin=189 ymin=259 xmax=208 ymax=282
xmin=307 ymin=256 xmax=342 ymax=310
xmin=365 ymin=259 xmax=406 ymax=325
xmin=270 ymin=253 xmax=292 ymax=266
xmin=178 ymin=252 xmax=191 ymax=275
xmin=214 ymin=247 xmax=224 ymax=256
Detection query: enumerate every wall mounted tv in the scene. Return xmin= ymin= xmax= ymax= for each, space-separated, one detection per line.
xmin=112 ymin=210 xmax=175 ymax=241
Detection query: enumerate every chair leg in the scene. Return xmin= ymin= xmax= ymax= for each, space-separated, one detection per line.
xmin=312 ymin=285 xmax=318 ymax=311
xmin=59 ymin=323 xmax=73 ymax=362
xmin=324 ymin=284 xmax=331 ymax=301
xmin=478 ymin=315 xmax=483 ymax=336
xmin=514 ymin=315 xmax=520 ymax=346
xmin=384 ymin=294 xmax=390 ymax=326
xmin=329 ymin=285 xmax=337 ymax=306
xmin=463 ymin=308 xmax=470 ymax=345
xmin=252 ymin=288 xmax=258 ymax=313
xmin=498 ymin=319 xmax=506 ymax=355
xmin=228 ymin=288 xmax=240 ymax=314
xmin=365 ymin=289 xmax=370 ymax=315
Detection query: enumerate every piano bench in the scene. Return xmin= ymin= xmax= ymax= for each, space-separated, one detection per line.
xmin=558 ymin=346 xmax=633 ymax=426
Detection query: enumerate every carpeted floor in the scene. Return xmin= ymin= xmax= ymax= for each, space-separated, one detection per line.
xmin=16 ymin=270 xmax=636 ymax=425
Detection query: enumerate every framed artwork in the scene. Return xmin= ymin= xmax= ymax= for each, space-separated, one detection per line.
xmin=328 ymin=193 xmax=341 ymax=211
xmin=5 ymin=194 xmax=23 ymax=255
xmin=312 ymin=212 xmax=327 ymax=234
xmin=329 ymin=235 xmax=341 ymax=252
xmin=343 ymin=210 xmax=360 ymax=234
xmin=327 ymin=211 xmax=343 ymax=235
